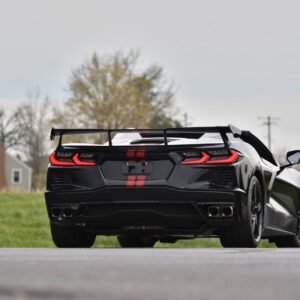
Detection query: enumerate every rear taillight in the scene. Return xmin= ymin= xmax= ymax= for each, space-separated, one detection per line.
xmin=49 ymin=152 xmax=75 ymax=166
xmin=181 ymin=149 xmax=240 ymax=165
xmin=49 ymin=152 xmax=96 ymax=166
xmin=73 ymin=153 xmax=96 ymax=166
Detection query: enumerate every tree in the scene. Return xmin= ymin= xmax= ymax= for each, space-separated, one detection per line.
xmin=53 ymin=50 xmax=181 ymax=134
xmin=14 ymin=90 xmax=52 ymax=189
xmin=0 ymin=108 xmax=23 ymax=149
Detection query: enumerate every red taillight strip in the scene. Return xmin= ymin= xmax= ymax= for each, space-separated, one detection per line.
xmin=181 ymin=152 xmax=210 ymax=165
xmin=181 ymin=150 xmax=239 ymax=165
xmin=49 ymin=152 xmax=96 ymax=166
xmin=49 ymin=152 xmax=75 ymax=166
xmin=206 ymin=150 xmax=239 ymax=165
xmin=73 ymin=153 xmax=96 ymax=166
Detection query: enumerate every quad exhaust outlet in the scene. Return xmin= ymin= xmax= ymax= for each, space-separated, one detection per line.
xmin=207 ymin=205 xmax=234 ymax=218
xmin=50 ymin=207 xmax=75 ymax=219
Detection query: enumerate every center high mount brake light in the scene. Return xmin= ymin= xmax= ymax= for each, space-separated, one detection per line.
xmin=49 ymin=152 xmax=96 ymax=166
xmin=181 ymin=150 xmax=240 ymax=165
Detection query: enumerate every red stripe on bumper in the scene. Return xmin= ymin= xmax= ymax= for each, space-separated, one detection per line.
xmin=135 ymin=175 xmax=146 ymax=187
xmin=127 ymin=175 xmax=136 ymax=187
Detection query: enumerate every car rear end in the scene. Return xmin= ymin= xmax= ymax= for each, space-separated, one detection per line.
xmin=45 ymin=128 xmax=247 ymax=238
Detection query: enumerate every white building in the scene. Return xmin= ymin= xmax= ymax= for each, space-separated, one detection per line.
xmin=0 ymin=144 xmax=32 ymax=191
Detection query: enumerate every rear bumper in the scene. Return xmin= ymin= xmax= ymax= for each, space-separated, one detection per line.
xmin=45 ymin=186 xmax=247 ymax=236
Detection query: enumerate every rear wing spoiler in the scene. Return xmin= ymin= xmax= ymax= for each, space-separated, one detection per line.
xmin=50 ymin=125 xmax=277 ymax=165
xmin=50 ymin=124 xmax=242 ymax=148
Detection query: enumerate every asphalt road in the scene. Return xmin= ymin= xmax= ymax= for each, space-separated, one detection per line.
xmin=0 ymin=248 xmax=299 ymax=300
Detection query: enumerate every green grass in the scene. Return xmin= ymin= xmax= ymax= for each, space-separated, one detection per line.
xmin=0 ymin=192 xmax=53 ymax=247
xmin=0 ymin=192 xmax=275 ymax=248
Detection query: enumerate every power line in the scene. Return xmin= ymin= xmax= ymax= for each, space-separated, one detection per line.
xmin=258 ymin=116 xmax=280 ymax=150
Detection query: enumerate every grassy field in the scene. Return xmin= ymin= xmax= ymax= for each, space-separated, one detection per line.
xmin=0 ymin=192 xmax=274 ymax=248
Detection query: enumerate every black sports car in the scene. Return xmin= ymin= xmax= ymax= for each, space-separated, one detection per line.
xmin=45 ymin=125 xmax=300 ymax=248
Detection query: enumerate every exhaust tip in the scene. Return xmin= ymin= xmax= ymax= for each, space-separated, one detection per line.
xmin=208 ymin=206 xmax=220 ymax=218
xmin=51 ymin=207 xmax=61 ymax=218
xmin=62 ymin=208 xmax=74 ymax=218
xmin=222 ymin=206 xmax=234 ymax=217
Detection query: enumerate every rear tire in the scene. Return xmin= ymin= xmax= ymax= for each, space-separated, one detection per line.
xmin=51 ymin=223 xmax=96 ymax=248
xmin=117 ymin=236 xmax=156 ymax=248
xmin=219 ymin=176 xmax=263 ymax=248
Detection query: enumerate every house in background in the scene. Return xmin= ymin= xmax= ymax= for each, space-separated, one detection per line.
xmin=0 ymin=143 xmax=32 ymax=191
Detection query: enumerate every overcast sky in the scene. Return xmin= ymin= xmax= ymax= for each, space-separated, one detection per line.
xmin=0 ymin=0 xmax=299 ymax=150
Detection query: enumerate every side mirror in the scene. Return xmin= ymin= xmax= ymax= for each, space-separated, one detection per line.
xmin=287 ymin=150 xmax=300 ymax=165
xmin=277 ymin=150 xmax=300 ymax=175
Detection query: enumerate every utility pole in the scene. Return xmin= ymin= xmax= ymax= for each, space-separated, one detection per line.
xmin=258 ymin=116 xmax=280 ymax=150
xmin=184 ymin=113 xmax=188 ymax=127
